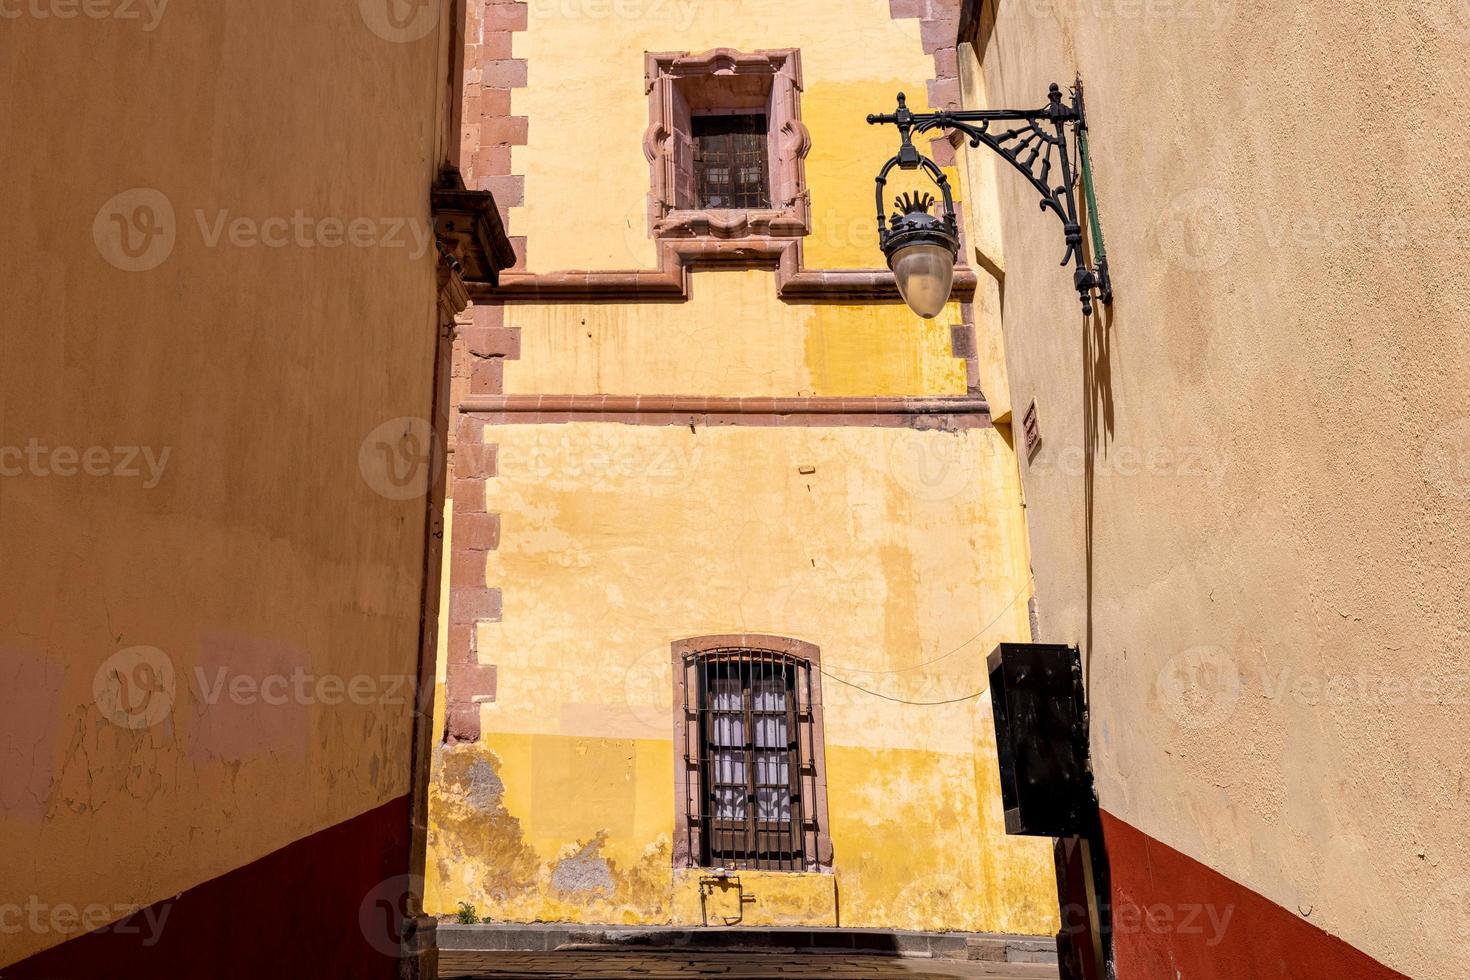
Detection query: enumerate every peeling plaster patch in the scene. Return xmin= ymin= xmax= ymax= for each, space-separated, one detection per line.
xmin=550 ymin=833 xmax=615 ymax=898
xmin=431 ymin=745 xmax=539 ymax=904
xmin=457 ymin=755 xmax=506 ymax=811
xmin=615 ymin=836 xmax=674 ymax=912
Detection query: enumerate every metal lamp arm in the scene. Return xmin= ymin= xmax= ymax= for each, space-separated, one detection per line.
xmin=868 ymin=82 xmax=1111 ymax=316
xmin=915 ymin=114 xmax=1069 ymax=229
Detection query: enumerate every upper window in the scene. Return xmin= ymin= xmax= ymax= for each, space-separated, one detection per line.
xmin=643 ymin=49 xmax=810 ymax=240
xmin=692 ymin=114 xmax=771 ymax=210
xmin=673 ymin=635 xmax=831 ymax=873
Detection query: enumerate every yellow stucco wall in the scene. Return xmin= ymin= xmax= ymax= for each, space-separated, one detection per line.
xmin=428 ymin=424 xmax=1056 ymax=933
xmin=504 ymin=270 xmax=968 ymax=398
xmin=511 ymin=0 xmax=942 ymax=274
xmin=427 ymin=0 xmax=1057 ymax=936
xmin=965 ymin=2 xmax=1470 ymax=977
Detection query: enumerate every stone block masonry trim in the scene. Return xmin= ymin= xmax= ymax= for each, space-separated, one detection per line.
xmin=462 ymin=0 xmax=528 ymax=244
xmin=456 ymin=394 xmax=992 ymax=431
xmin=443 ymin=312 xmax=521 ymax=743
xmin=445 ymin=1 xmax=528 ymax=742
xmin=886 ymin=0 xmax=965 ymax=163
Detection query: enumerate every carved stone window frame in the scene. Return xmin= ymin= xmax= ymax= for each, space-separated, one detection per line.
xmin=643 ymin=48 xmax=811 ymax=243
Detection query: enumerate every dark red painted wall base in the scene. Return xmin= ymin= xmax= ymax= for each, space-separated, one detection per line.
xmin=1100 ymin=810 xmax=1408 ymax=979
xmin=3 ymin=795 xmax=411 ymax=980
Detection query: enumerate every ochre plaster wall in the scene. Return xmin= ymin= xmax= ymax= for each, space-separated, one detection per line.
xmin=428 ymin=423 xmax=1056 ymax=933
xmin=967 ymin=2 xmax=1470 ymax=976
xmin=510 ymin=0 xmax=941 ymax=273
xmin=430 ymin=0 xmax=1058 ymax=936
xmin=503 ymin=270 xmax=969 ymax=398
xmin=1 ymin=3 xmax=459 ymax=967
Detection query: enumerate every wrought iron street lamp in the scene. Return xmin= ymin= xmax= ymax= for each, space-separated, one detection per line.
xmin=869 ymin=80 xmax=1112 ymax=318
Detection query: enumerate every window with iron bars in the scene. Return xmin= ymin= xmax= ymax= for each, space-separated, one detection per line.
xmin=691 ymin=113 xmax=772 ymax=210
xmin=675 ymin=641 xmax=829 ymax=872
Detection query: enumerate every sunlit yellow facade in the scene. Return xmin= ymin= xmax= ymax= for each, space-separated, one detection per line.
xmin=426 ymin=0 xmax=1056 ymax=934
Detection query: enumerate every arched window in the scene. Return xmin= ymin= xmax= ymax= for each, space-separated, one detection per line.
xmin=672 ymin=635 xmax=831 ymax=872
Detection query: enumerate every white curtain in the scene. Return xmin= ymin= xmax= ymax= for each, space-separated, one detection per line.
xmin=708 ymin=675 xmax=794 ymax=823
xmin=711 ymin=687 xmax=746 ymax=820
xmin=754 ymin=680 xmax=792 ymax=822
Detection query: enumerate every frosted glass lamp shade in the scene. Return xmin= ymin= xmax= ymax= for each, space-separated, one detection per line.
xmin=890 ymin=242 xmax=956 ymax=319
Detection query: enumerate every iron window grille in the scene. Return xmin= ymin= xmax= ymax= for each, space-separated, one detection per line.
xmin=692 ymin=114 xmax=772 ymax=210
xmin=678 ymin=645 xmax=824 ymax=871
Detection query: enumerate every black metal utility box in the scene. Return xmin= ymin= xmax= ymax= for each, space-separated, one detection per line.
xmin=987 ymin=642 xmax=1094 ymax=837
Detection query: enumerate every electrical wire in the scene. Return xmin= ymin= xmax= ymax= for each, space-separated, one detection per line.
xmin=824 ymin=581 xmax=1028 ymax=676
xmin=816 ymin=667 xmax=993 ymax=706
xmin=813 ymin=582 xmax=1031 ymax=705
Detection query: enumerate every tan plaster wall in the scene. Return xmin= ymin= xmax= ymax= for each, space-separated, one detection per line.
xmin=0 ymin=3 xmax=460 ymax=964
xmin=967 ymin=3 xmax=1470 ymax=976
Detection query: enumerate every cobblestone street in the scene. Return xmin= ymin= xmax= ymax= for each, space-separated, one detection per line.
xmin=439 ymin=950 xmax=1060 ymax=979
